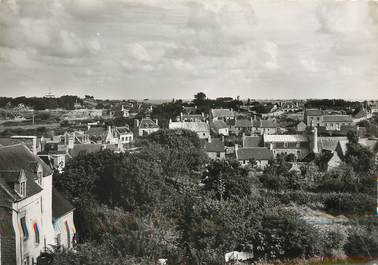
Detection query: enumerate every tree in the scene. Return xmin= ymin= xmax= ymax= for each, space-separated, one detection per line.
xmin=193 ymin=92 xmax=207 ymax=104
xmin=345 ymin=131 xmax=375 ymax=173
xmin=202 ymin=159 xmax=251 ymax=200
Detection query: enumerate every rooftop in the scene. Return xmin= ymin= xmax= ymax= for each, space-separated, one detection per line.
xmin=264 ymin=134 xmax=308 ymax=143
xmin=210 ymin=120 xmax=228 ymax=131
xmin=139 ymin=118 xmax=159 ymax=129
xmin=52 ymin=187 xmax=75 ymax=219
xmin=306 ymin=109 xmax=323 ymax=116
xmin=203 ymin=138 xmax=225 ymax=152
xmin=237 ymin=147 xmax=273 ymax=161
xmin=211 ymin=108 xmax=235 ymax=118
xmin=169 ymin=121 xmax=209 ymax=132
xmin=243 ymin=136 xmax=262 ymax=148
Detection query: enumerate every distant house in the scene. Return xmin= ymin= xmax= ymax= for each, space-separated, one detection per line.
xmin=111 ymin=105 xmax=130 ymax=118
xmin=210 ymin=120 xmax=229 ymax=136
xmin=203 ymin=137 xmax=225 ymax=159
xmin=134 ymin=118 xmax=160 ymax=137
xmin=233 ymin=118 xmax=253 ymax=135
xmin=254 ymin=120 xmax=278 ymax=135
xmin=177 ymin=112 xmax=205 ymax=122
xmin=106 ymin=126 xmax=134 ymax=145
xmin=242 ymin=135 xmax=262 ymax=148
xmin=281 ymin=101 xmax=300 ymax=112
xmin=235 ymin=145 xmax=273 ymax=169
xmin=263 ymin=134 xmax=309 ymax=159
xmin=210 ymin=108 xmax=235 ymax=121
xmin=296 ymin=121 xmax=307 ymax=132
xmin=305 ymin=109 xmax=323 ymax=126
xmin=322 ymin=115 xmax=353 ymax=131
xmin=169 ymin=120 xmax=210 ymax=139
xmin=353 ymin=109 xmax=371 ymax=123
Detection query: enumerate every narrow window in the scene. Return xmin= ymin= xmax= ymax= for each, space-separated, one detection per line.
xmin=20 ymin=217 xmax=29 ymax=240
xmin=33 ymin=223 xmax=40 ymax=244
xmin=65 ymin=221 xmax=71 ymax=248
xmin=20 ymin=181 xmax=26 ymax=197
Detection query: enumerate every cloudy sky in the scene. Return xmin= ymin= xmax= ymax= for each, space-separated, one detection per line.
xmin=0 ymin=0 xmax=377 ymax=100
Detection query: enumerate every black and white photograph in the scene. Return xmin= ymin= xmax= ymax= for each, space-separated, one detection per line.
xmin=0 ymin=0 xmax=377 ymax=264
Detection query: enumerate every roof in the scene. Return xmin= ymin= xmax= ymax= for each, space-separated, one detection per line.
xmin=264 ymin=134 xmax=308 ymax=143
xmin=211 ymin=108 xmax=235 ymax=118
xmin=237 ymin=147 xmax=273 ymax=161
xmin=258 ymin=120 xmax=277 ymax=128
xmin=243 ymin=136 xmax=262 ymax=148
xmin=52 ymin=187 xmax=74 ymax=219
xmin=203 ymin=138 xmax=225 ymax=152
xmin=0 ymin=144 xmax=52 ymax=201
xmin=68 ymin=144 xmax=103 ymax=158
xmin=317 ymin=137 xmax=347 ymax=151
xmin=337 ymin=138 xmax=378 ymax=156
xmin=169 ymin=121 xmax=209 ymax=132
xmin=210 ymin=120 xmax=228 ymax=131
xmin=139 ymin=118 xmax=159 ymax=129
xmin=322 ymin=115 xmax=353 ymax=122
xmin=306 ymin=109 xmax=323 ymax=116
xmin=235 ymin=119 xmax=253 ymax=128
xmin=353 ymin=109 xmax=367 ymax=119
xmin=87 ymin=127 xmax=106 ymax=136
xmin=115 ymin=126 xmax=131 ymax=135
xmin=0 ymin=144 xmax=52 ymax=176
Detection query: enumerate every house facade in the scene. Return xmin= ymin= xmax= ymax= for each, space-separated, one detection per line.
xmin=0 ymin=144 xmax=75 ymax=265
xmin=169 ymin=120 xmax=210 ymax=140
xmin=235 ymin=145 xmax=273 ymax=169
xmin=263 ymin=134 xmax=309 ymax=159
xmin=134 ymin=118 xmax=160 ymax=137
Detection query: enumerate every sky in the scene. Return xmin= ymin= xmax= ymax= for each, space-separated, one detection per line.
xmin=0 ymin=0 xmax=377 ymax=100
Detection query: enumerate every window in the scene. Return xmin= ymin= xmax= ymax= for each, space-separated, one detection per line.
xmin=283 ymin=142 xmax=288 ymax=148
xmin=33 ymin=223 xmax=40 ymax=244
xmin=20 ymin=181 xmax=26 ymax=197
xmin=20 ymin=217 xmax=29 ymax=240
xmin=65 ymin=221 xmax=71 ymax=248
xmin=216 ymin=152 xmax=221 ymax=158
xmin=37 ymin=171 xmax=42 ymax=186
xmin=23 ymin=256 xmax=29 ymax=265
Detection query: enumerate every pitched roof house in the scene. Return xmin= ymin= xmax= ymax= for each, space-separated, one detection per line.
xmin=169 ymin=120 xmax=210 ymax=139
xmin=0 ymin=144 xmax=75 ymax=265
xmin=235 ymin=145 xmax=273 ymax=169
xmin=134 ymin=118 xmax=160 ymax=137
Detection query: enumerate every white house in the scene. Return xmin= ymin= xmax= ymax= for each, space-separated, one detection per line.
xmin=169 ymin=120 xmax=210 ymax=140
xmin=0 ymin=144 xmax=75 ymax=265
xmin=134 ymin=118 xmax=160 ymax=137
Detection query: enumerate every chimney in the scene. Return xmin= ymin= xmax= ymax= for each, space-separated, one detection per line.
xmin=208 ymin=134 xmax=211 ymax=143
xmin=134 ymin=119 xmax=140 ymax=128
xmin=235 ymin=144 xmax=238 ymax=151
xmin=180 ymin=112 xmax=183 ymax=121
xmin=269 ymin=142 xmax=273 ymax=150
xmin=222 ymin=135 xmax=225 ymax=142
xmin=32 ymin=137 xmax=37 ymax=155
xmin=312 ymin=127 xmax=319 ymax=153
xmin=242 ymin=132 xmax=246 ymax=142
xmin=169 ymin=118 xmax=172 ymax=124
xmin=155 ymin=119 xmax=159 ymax=126
xmin=201 ymin=112 xmax=204 ymax=117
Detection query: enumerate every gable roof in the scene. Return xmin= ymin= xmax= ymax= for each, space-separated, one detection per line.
xmin=210 ymin=120 xmax=228 ymax=131
xmin=52 ymin=187 xmax=75 ymax=219
xmin=169 ymin=121 xmax=209 ymax=132
xmin=264 ymin=134 xmax=308 ymax=143
xmin=353 ymin=109 xmax=367 ymax=119
xmin=317 ymin=137 xmax=347 ymax=152
xmin=236 ymin=147 xmax=273 ymax=161
xmin=258 ymin=120 xmax=277 ymax=128
xmin=306 ymin=109 xmax=323 ymax=116
xmin=0 ymin=144 xmax=50 ymax=201
xmin=0 ymin=144 xmax=52 ymax=176
xmin=243 ymin=136 xmax=262 ymax=148
xmin=211 ymin=108 xmax=235 ymax=118
xmin=235 ymin=119 xmax=253 ymax=128
xmin=203 ymin=138 xmax=225 ymax=152
xmin=68 ymin=144 xmax=103 ymax=158
xmin=139 ymin=118 xmax=159 ymax=129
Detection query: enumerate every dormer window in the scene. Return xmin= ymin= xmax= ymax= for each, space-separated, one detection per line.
xmin=20 ymin=181 xmax=26 ymax=197
xmin=36 ymin=164 xmax=43 ymax=187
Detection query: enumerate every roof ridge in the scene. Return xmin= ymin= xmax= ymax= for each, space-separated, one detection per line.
xmin=0 ymin=143 xmax=25 ymax=149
